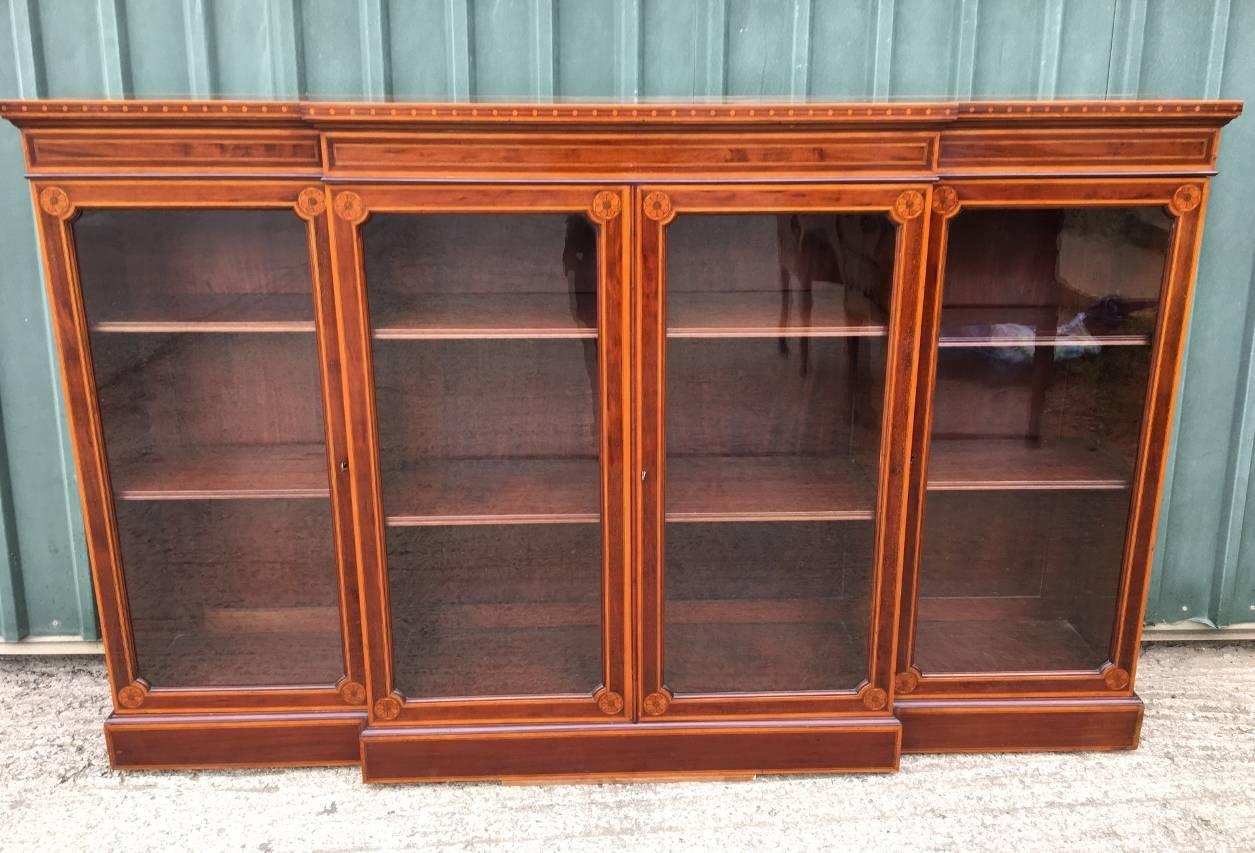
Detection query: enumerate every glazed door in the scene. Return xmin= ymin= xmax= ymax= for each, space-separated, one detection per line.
xmin=332 ymin=185 xmax=632 ymax=724
xmin=896 ymin=180 xmax=1206 ymax=698
xmin=33 ymin=181 xmax=363 ymax=714
xmin=637 ymin=185 xmax=927 ymax=719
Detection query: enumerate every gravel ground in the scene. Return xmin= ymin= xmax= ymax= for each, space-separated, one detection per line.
xmin=1 ymin=643 xmax=1252 ymax=852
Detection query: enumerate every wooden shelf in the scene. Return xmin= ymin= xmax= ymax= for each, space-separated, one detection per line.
xmin=379 ymin=454 xmax=877 ymax=526
xmin=382 ymin=457 xmax=601 ymax=526
xmin=112 ymin=443 xmax=331 ymax=500
xmin=667 ymin=289 xmax=886 ymax=339
xmin=133 ymin=613 xmax=343 ymax=688
xmin=666 ymin=615 xmax=866 ymax=693
xmin=367 ymin=288 xmax=887 ymax=340
xmin=391 ymin=596 xmax=851 ymax=631
xmin=938 ymin=334 xmax=1150 ymax=348
xmin=913 ymin=616 xmax=1106 ymax=674
xmin=938 ymin=305 xmax=1154 ymax=348
xmin=667 ymin=454 xmax=876 ymax=522
xmin=927 ymin=438 xmax=1132 ymax=491
xmin=390 ymin=598 xmax=867 ymax=696
xmin=370 ymin=292 xmax=596 ymax=340
xmin=391 ymin=622 xmax=601 ymax=699
xmin=89 ymin=293 xmax=316 ymax=334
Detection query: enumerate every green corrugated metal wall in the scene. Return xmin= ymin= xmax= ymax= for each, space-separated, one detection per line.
xmin=1 ymin=0 xmax=1252 ymax=642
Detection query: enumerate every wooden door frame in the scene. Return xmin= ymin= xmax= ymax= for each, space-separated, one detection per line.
xmin=634 ymin=183 xmax=931 ymax=721
xmin=327 ymin=183 xmax=635 ymax=726
xmin=895 ymin=177 xmax=1210 ymax=700
xmin=28 ymin=178 xmax=365 ymax=715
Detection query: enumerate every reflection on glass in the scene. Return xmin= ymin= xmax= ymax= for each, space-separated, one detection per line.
xmin=363 ymin=214 xmax=602 ymax=698
xmin=915 ymin=207 xmax=1171 ymax=674
xmin=663 ymin=213 xmax=896 ymax=694
xmin=74 ymin=210 xmax=343 ymax=688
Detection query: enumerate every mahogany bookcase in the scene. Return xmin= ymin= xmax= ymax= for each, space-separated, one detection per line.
xmin=0 ymin=98 xmax=1239 ymax=782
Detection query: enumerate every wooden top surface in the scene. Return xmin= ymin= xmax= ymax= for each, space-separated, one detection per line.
xmin=0 ymin=98 xmax=1242 ymax=129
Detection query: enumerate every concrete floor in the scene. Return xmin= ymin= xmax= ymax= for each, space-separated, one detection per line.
xmin=1 ymin=643 xmax=1252 ymax=852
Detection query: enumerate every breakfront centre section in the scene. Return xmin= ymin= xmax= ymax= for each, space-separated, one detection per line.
xmin=0 ymin=98 xmax=1238 ymax=781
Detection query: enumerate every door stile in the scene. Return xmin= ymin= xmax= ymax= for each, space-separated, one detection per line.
xmin=332 ymin=184 xmax=634 ymax=726
xmin=30 ymin=182 xmax=140 ymax=704
xmin=635 ymin=185 xmax=670 ymax=719
xmin=595 ymin=187 xmax=636 ymax=720
xmin=326 ymin=188 xmax=397 ymax=724
xmin=299 ymin=187 xmax=369 ymax=708
xmin=634 ymin=183 xmax=930 ymax=721
xmin=894 ymin=189 xmax=955 ymax=695
xmin=28 ymin=180 xmax=364 ymax=714
xmin=896 ymin=178 xmax=1209 ymax=699
xmin=871 ymin=187 xmax=932 ymax=710
xmin=1113 ymin=186 xmax=1208 ymax=684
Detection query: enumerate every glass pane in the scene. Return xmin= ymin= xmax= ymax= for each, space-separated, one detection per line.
xmin=664 ymin=212 xmax=897 ymax=694
xmin=915 ymin=207 xmax=1171 ymax=674
xmin=74 ymin=210 xmax=343 ymax=688
xmin=363 ymin=213 xmax=602 ymax=699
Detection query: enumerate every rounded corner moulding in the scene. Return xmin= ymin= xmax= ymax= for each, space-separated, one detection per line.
xmin=374 ymin=696 xmax=402 ymax=721
xmin=595 ymin=690 xmax=625 ymax=715
xmin=589 ymin=190 xmax=622 ymax=222
xmin=862 ymin=686 xmax=889 ymax=711
xmin=895 ymin=670 xmax=921 ymax=695
xmin=642 ymin=191 xmax=674 ymax=222
xmin=116 ymin=681 xmax=147 ymax=709
xmin=332 ymin=191 xmax=366 ymax=223
xmin=932 ymin=185 xmax=960 ymax=217
xmin=38 ymin=185 xmax=72 ymax=218
xmin=296 ymin=186 xmax=327 ymax=218
xmin=642 ymin=690 xmax=672 ymax=716
xmin=1169 ymin=184 xmax=1203 ymax=216
xmin=892 ymin=190 xmax=925 ymax=222
xmin=338 ymin=680 xmax=367 ymax=706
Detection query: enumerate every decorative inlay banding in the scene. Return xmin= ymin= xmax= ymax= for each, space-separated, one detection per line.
xmin=2 ymin=100 xmax=1239 ymax=123
xmin=932 ymin=186 xmax=959 ymax=216
xmin=374 ymin=696 xmax=402 ymax=720
xmin=297 ymin=187 xmax=327 ymax=217
xmin=39 ymin=186 xmax=70 ymax=218
xmin=894 ymin=670 xmax=920 ymax=694
xmin=338 ymin=681 xmax=366 ymax=705
xmin=862 ymin=687 xmax=888 ymax=710
xmin=590 ymin=190 xmax=622 ymax=222
xmin=596 ymin=690 xmax=624 ymax=715
xmin=1103 ymin=667 xmax=1131 ymax=690
xmin=333 ymin=191 xmax=365 ymax=222
xmin=894 ymin=190 xmax=925 ymax=221
xmin=643 ymin=691 xmax=671 ymax=716
xmin=117 ymin=682 xmax=146 ymax=709
xmin=642 ymin=191 xmax=673 ymax=222
xmin=1170 ymin=184 xmax=1202 ymax=215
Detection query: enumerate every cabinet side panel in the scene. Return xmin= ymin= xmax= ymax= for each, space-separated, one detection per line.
xmin=0 ymin=127 xmax=93 ymax=641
